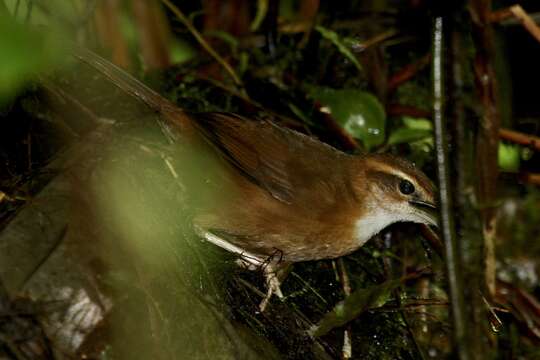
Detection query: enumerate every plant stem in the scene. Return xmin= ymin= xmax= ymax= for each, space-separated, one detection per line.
xmin=432 ymin=16 xmax=470 ymax=360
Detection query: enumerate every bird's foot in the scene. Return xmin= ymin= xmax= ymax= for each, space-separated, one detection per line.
xmin=259 ymin=269 xmax=284 ymax=312
xmin=195 ymin=227 xmax=289 ymax=311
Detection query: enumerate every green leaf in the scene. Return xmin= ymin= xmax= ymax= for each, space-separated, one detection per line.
xmin=250 ymin=0 xmax=269 ymax=31
xmin=402 ymin=116 xmax=432 ymax=130
xmin=315 ymin=26 xmax=363 ymax=73
xmin=498 ymin=143 xmax=520 ymax=172
xmin=309 ymin=278 xmax=403 ymax=337
xmin=170 ymin=39 xmax=196 ymax=64
xmin=310 ymin=87 xmax=385 ymax=149
xmin=0 ymin=17 xmax=65 ymax=103
xmin=388 ymin=128 xmax=432 ymax=145
xmin=388 ymin=116 xmax=433 ymax=146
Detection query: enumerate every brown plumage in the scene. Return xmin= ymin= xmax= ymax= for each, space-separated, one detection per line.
xmin=191 ymin=112 xmax=436 ymax=263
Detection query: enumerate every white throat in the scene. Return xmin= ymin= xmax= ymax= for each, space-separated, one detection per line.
xmin=354 ymin=210 xmax=400 ymax=246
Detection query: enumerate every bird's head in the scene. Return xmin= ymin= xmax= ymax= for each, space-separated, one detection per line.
xmin=350 ymin=154 xmax=438 ymax=242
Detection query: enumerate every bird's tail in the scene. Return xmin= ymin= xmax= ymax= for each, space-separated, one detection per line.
xmin=72 ymin=46 xmax=192 ymax=130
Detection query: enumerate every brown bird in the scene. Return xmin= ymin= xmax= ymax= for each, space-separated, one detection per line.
xmin=74 ymin=48 xmax=438 ymax=311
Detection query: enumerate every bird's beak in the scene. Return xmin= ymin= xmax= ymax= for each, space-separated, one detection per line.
xmin=409 ymin=199 xmax=439 ymax=227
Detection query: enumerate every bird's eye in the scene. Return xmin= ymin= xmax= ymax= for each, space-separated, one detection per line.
xmin=399 ymin=179 xmax=415 ymax=195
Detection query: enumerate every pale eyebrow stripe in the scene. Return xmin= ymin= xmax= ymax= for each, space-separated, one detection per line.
xmin=369 ymin=162 xmax=416 ymax=184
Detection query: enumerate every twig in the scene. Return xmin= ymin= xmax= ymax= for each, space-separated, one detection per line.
xmin=471 ymin=0 xmax=501 ymax=301
xmin=161 ymin=0 xmax=244 ymax=89
xmin=336 ymin=259 xmax=352 ymax=360
xmin=386 ymin=104 xmax=431 ymax=119
xmin=315 ymin=102 xmax=359 ymax=152
xmin=490 ymin=5 xmax=540 ymax=44
xmin=419 ymin=225 xmax=444 ymax=259
xmin=499 ymin=128 xmax=540 ymax=151
xmin=388 ymin=53 xmax=431 ymax=92
xmin=519 ymin=172 xmax=540 ymax=186
xmin=350 ymin=30 xmax=397 ymax=53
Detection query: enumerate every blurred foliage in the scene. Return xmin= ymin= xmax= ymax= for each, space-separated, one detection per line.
xmin=0 ymin=16 xmax=65 ymax=104
xmin=498 ymin=143 xmax=521 ymax=172
xmin=498 ymin=187 xmax=540 ymax=259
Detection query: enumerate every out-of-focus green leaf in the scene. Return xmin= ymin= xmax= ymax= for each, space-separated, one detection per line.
xmin=388 ymin=116 xmax=433 ymax=146
xmin=205 ymin=30 xmax=239 ymax=53
xmin=0 ymin=17 xmax=66 ymax=103
xmin=279 ymin=0 xmax=296 ymax=21
xmin=402 ymin=116 xmax=432 ymax=130
xmin=315 ymin=25 xmax=363 ymax=73
xmin=388 ymin=128 xmax=432 ymax=145
xmin=250 ymin=0 xmax=268 ymax=31
xmin=498 ymin=143 xmax=520 ymax=172
xmin=238 ymin=51 xmax=250 ymax=75
xmin=170 ymin=39 xmax=196 ymax=64
xmin=6 ymin=0 xmax=83 ymax=25
xmin=310 ymin=87 xmax=385 ymax=149
xmin=309 ymin=278 xmax=403 ymax=337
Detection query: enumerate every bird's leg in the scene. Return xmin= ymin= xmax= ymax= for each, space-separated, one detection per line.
xmin=259 ymin=263 xmax=283 ymax=312
xmin=258 ymin=250 xmax=291 ymax=312
xmin=236 ymin=252 xmax=284 ymax=311
xmin=195 ymin=226 xmax=290 ymax=311
xmin=236 ymin=249 xmax=291 ymax=311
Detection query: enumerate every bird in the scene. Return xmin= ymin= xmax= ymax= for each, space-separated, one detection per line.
xmin=73 ymin=47 xmax=438 ymax=311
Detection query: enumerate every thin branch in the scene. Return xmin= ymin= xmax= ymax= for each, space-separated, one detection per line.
xmin=336 ymin=259 xmax=352 ymax=360
xmin=490 ymin=5 xmax=540 ymax=44
xmin=386 ymin=104 xmax=431 ymax=119
xmin=470 ymin=0 xmax=501 ymax=299
xmin=388 ymin=53 xmax=431 ymax=92
xmin=161 ymin=0 xmax=244 ymax=89
xmin=519 ymin=172 xmax=540 ymax=186
xmin=499 ymin=128 xmax=540 ymax=151
xmin=315 ymin=101 xmax=359 ymax=152
xmin=350 ymin=30 xmax=397 ymax=53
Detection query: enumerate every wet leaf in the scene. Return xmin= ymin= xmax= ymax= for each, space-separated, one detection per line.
xmin=315 ymin=26 xmax=363 ymax=73
xmin=310 ymin=87 xmax=385 ymax=149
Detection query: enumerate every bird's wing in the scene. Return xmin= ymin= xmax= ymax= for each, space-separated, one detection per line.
xmin=193 ymin=112 xmax=348 ymax=204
